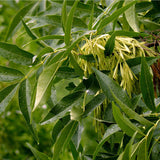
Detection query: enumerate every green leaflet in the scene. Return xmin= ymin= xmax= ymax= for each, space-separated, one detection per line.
xmin=88 ymin=1 xmax=94 ymax=30
xmin=121 ymin=132 xmax=137 ymax=160
xmin=0 ymin=83 xmax=19 ymax=113
xmin=69 ymin=141 xmax=79 ymax=160
xmin=26 ymin=143 xmax=50 ymax=160
xmin=113 ymin=94 xmax=153 ymax=126
xmin=108 ymin=30 xmax=148 ymax=37
xmin=52 ymin=121 xmax=78 ymax=160
xmin=19 ymin=80 xmax=31 ymax=123
xmin=112 ymin=102 xmax=144 ymax=138
xmin=33 ymin=60 xmax=64 ymax=111
xmin=140 ymin=19 xmax=160 ymax=31
xmin=93 ymin=124 xmax=121 ymax=160
xmin=137 ymin=138 xmax=148 ymax=160
xmin=92 ymin=67 xmax=132 ymax=107
xmin=19 ymin=80 xmax=39 ymax=143
xmin=0 ymin=42 xmax=34 ymax=66
xmin=56 ymin=67 xmax=79 ymax=79
xmin=40 ymin=91 xmax=83 ymax=125
xmin=125 ymin=0 xmax=139 ymax=32
xmin=28 ymin=15 xmax=87 ymax=31
xmin=127 ymin=56 xmax=159 ymax=74
xmin=64 ymin=0 xmax=79 ymax=46
xmin=5 ymin=2 xmax=35 ymax=40
xmin=62 ymin=0 xmax=67 ymax=32
xmin=37 ymin=47 xmax=53 ymax=59
xmin=25 ymin=35 xmax=64 ymax=48
xmin=79 ymin=54 xmax=95 ymax=63
xmin=131 ymin=94 xmax=142 ymax=110
xmin=97 ymin=1 xmax=136 ymax=32
xmin=22 ymin=19 xmax=46 ymax=48
xmin=130 ymin=124 xmax=157 ymax=159
xmin=131 ymin=125 xmax=156 ymax=160
xmin=47 ymin=32 xmax=91 ymax=66
xmin=52 ymin=115 xmax=70 ymax=144
xmin=135 ymin=2 xmax=153 ymax=13
xmin=69 ymin=54 xmax=84 ymax=77
xmin=140 ymin=57 xmax=156 ymax=112
xmin=92 ymin=0 xmax=119 ymax=29
xmin=82 ymin=93 xmax=106 ymax=118
xmin=93 ymin=68 xmax=153 ymax=126
xmin=0 ymin=66 xmax=24 ymax=82
xmin=104 ymin=33 xmax=116 ymax=56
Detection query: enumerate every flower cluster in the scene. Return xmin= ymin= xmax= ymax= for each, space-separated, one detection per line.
xmin=72 ymin=34 xmax=157 ymax=96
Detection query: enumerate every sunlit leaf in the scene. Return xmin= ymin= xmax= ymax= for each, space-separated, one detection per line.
xmin=125 ymin=0 xmax=139 ymax=32
xmin=33 ymin=60 xmax=64 ymax=110
xmin=0 ymin=66 xmax=24 ymax=82
xmin=137 ymin=138 xmax=148 ymax=160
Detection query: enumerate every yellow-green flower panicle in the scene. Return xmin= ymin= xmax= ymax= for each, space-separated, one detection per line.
xmin=72 ymin=34 xmax=157 ymax=96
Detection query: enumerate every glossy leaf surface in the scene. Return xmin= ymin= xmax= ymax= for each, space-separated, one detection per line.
xmin=64 ymin=0 xmax=79 ymax=46
xmin=93 ymin=68 xmax=153 ymax=126
xmin=0 ymin=42 xmax=34 ymax=65
xmin=0 ymin=83 xmax=19 ymax=113
xmin=41 ymin=91 xmax=83 ymax=124
xmin=19 ymin=80 xmax=39 ymax=143
xmin=0 ymin=66 xmax=24 ymax=82
xmin=125 ymin=0 xmax=139 ymax=32
xmin=112 ymin=102 xmax=144 ymax=138
xmin=34 ymin=60 xmax=64 ymax=110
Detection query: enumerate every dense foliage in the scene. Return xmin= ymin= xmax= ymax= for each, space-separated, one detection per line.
xmin=0 ymin=0 xmax=160 ymax=159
